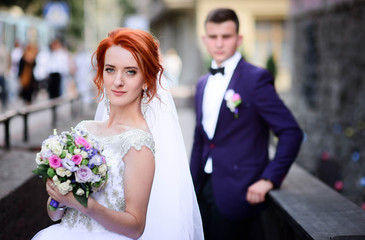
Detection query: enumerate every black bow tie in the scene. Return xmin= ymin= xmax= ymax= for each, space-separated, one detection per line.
xmin=209 ymin=66 xmax=225 ymax=75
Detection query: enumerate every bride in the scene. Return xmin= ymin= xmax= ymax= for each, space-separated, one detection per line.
xmin=32 ymin=28 xmax=204 ymax=240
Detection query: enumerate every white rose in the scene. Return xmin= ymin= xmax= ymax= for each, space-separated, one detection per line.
xmin=41 ymin=145 xmax=48 ymax=153
xmin=81 ymin=151 xmax=88 ymax=158
xmin=50 ymin=143 xmax=63 ymax=156
xmin=98 ymin=164 xmax=108 ymax=177
xmin=224 ymin=89 xmax=234 ymax=100
xmin=41 ymin=148 xmax=52 ymax=159
xmin=56 ymin=167 xmax=72 ymax=177
xmin=35 ymin=153 xmax=47 ymax=165
xmin=47 ymin=139 xmax=58 ymax=147
xmin=74 ymin=149 xmax=81 ymax=155
xmin=66 ymin=153 xmax=73 ymax=159
xmin=65 ymin=170 xmax=72 ymax=177
xmin=43 ymin=138 xmax=52 ymax=147
xmin=52 ymin=175 xmax=60 ymax=185
xmin=57 ymin=180 xmax=73 ymax=195
xmin=76 ymin=188 xmax=85 ymax=196
xmin=226 ymin=101 xmax=235 ymax=112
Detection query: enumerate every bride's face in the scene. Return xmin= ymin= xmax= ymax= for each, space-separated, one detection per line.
xmin=103 ymin=45 xmax=145 ymax=110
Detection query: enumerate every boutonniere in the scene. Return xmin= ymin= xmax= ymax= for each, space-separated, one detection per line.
xmin=224 ymin=89 xmax=242 ymax=119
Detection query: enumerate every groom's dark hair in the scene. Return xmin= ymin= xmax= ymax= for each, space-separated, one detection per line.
xmin=205 ymin=8 xmax=240 ymax=33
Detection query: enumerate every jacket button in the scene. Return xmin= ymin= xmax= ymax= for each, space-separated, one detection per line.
xmin=209 ymin=143 xmax=215 ymax=148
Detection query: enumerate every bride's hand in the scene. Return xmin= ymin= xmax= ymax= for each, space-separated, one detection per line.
xmin=46 ymin=179 xmax=81 ymax=209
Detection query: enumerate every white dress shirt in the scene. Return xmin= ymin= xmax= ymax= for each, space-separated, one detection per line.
xmin=202 ymin=52 xmax=242 ymax=173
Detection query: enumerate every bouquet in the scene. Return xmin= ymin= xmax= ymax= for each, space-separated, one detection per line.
xmin=32 ymin=128 xmax=108 ymax=211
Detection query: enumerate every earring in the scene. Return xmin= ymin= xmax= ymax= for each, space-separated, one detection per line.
xmin=141 ymin=88 xmax=149 ymax=116
xmin=105 ymin=95 xmax=110 ymax=116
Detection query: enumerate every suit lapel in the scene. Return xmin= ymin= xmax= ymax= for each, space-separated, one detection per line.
xmin=226 ymin=58 xmax=244 ymax=92
xmin=213 ymin=58 xmax=245 ymax=138
xmin=197 ymin=74 xmax=209 ymax=127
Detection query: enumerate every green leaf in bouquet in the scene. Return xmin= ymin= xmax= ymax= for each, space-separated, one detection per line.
xmin=47 ymin=168 xmax=56 ymax=178
xmin=32 ymin=165 xmax=49 ymax=181
xmin=92 ymin=167 xmax=98 ymax=174
xmin=66 ymin=140 xmax=73 ymax=147
xmin=92 ymin=181 xmax=101 ymax=188
xmin=59 ymin=176 xmax=68 ymax=182
xmin=68 ymin=145 xmax=76 ymax=154
xmin=67 ymin=134 xmax=73 ymax=141
xmin=72 ymin=188 xmax=88 ymax=208
xmin=81 ymin=159 xmax=89 ymax=166
xmin=60 ymin=151 xmax=67 ymax=159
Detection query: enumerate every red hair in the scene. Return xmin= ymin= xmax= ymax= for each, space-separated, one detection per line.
xmin=92 ymin=28 xmax=164 ymax=101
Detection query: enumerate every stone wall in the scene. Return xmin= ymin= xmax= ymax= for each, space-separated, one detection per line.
xmin=290 ymin=0 xmax=365 ymax=206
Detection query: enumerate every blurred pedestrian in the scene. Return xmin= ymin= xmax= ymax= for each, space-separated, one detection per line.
xmin=73 ymin=45 xmax=94 ymax=108
xmin=190 ymin=8 xmax=303 ymax=240
xmin=162 ymin=48 xmax=182 ymax=88
xmin=47 ymin=38 xmax=69 ymax=99
xmin=34 ymin=46 xmax=51 ymax=94
xmin=18 ymin=43 xmax=38 ymax=105
xmin=0 ymin=41 xmax=10 ymax=111
xmin=9 ymin=40 xmax=23 ymax=102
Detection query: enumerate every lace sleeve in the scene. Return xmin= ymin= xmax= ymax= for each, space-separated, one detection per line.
xmin=119 ymin=129 xmax=155 ymax=160
xmin=74 ymin=121 xmax=87 ymax=132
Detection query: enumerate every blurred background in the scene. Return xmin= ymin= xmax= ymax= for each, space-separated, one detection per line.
xmin=0 ymin=0 xmax=365 ymax=234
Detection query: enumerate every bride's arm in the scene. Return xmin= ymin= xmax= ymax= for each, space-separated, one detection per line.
xmin=84 ymin=146 xmax=155 ymax=238
xmin=45 ymin=180 xmax=66 ymax=221
xmin=54 ymin=146 xmax=154 ymax=239
xmin=46 ymin=196 xmax=66 ymax=221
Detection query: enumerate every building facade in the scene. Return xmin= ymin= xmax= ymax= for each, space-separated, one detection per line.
xmin=289 ymin=0 xmax=365 ymax=207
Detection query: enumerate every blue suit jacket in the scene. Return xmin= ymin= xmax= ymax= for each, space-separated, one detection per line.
xmin=190 ymin=58 xmax=303 ymax=220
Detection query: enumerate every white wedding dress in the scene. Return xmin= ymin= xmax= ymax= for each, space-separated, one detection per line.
xmin=32 ymin=77 xmax=204 ymax=240
xmin=32 ymin=121 xmax=155 ymax=240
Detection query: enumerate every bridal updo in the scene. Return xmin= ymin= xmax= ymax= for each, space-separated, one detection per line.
xmin=92 ymin=28 xmax=164 ymax=102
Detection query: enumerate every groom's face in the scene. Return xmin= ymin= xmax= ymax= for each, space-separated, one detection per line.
xmin=203 ymin=20 xmax=242 ymax=66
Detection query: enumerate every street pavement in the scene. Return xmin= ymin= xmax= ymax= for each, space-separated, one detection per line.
xmin=0 ymin=94 xmax=196 ymax=199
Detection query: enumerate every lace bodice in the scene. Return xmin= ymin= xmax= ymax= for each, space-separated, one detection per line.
xmin=60 ymin=120 xmax=155 ymax=232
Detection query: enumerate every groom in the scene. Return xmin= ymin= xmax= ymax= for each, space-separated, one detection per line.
xmin=190 ymin=8 xmax=303 ymax=240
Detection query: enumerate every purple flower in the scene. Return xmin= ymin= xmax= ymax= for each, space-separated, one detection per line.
xmin=87 ymin=148 xmax=98 ymax=158
xmin=62 ymin=158 xmax=78 ymax=172
xmin=90 ymin=154 xmax=103 ymax=166
xmin=75 ymin=165 xmax=93 ymax=183
xmin=41 ymin=149 xmax=53 ymax=158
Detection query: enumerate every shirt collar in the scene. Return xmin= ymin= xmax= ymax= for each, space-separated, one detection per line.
xmin=211 ymin=52 xmax=242 ymax=75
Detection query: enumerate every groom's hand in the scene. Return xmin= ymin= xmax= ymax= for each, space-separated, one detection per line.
xmin=246 ymin=179 xmax=274 ymax=205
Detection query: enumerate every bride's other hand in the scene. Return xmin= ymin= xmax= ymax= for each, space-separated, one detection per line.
xmin=46 ymin=179 xmax=86 ymax=211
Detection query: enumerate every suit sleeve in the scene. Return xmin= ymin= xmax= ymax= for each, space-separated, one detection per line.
xmin=190 ymin=82 xmax=205 ymax=192
xmin=253 ymin=71 xmax=303 ymax=188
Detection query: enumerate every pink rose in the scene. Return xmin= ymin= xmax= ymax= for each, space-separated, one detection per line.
xmin=71 ymin=155 xmax=83 ymax=165
xmin=232 ymin=93 xmax=241 ymax=102
xmin=49 ymin=155 xmax=62 ymax=169
xmin=75 ymin=137 xmax=92 ymax=150
xmin=75 ymin=165 xmax=93 ymax=183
